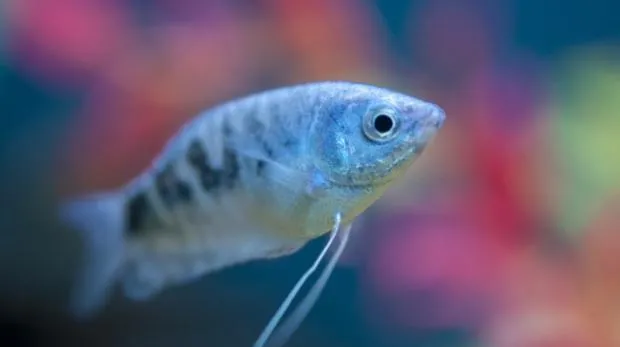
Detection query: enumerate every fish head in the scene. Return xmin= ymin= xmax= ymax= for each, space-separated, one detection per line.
xmin=308 ymin=82 xmax=445 ymax=227
xmin=311 ymin=83 xmax=445 ymax=188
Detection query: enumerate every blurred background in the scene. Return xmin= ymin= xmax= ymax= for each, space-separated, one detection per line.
xmin=1 ymin=0 xmax=620 ymax=346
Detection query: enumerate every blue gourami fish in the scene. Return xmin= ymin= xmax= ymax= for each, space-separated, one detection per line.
xmin=60 ymin=81 xmax=445 ymax=343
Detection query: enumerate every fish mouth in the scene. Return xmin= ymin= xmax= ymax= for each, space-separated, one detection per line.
xmin=431 ymin=106 xmax=446 ymax=129
xmin=373 ymin=120 xmax=442 ymax=182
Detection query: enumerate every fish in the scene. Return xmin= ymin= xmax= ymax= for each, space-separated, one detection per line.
xmin=60 ymin=81 xmax=445 ymax=325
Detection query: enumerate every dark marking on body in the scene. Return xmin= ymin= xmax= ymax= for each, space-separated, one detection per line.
xmin=186 ymin=139 xmax=240 ymax=193
xmin=244 ymin=115 xmax=277 ymax=164
xmin=177 ymin=181 xmax=192 ymax=201
xmin=245 ymin=116 xmax=269 ymax=151
xmin=244 ymin=116 xmax=265 ymax=137
xmin=222 ymin=119 xmax=233 ymax=137
xmin=221 ymin=149 xmax=239 ymax=188
xmin=282 ymin=138 xmax=297 ymax=148
xmin=256 ymin=160 xmax=266 ymax=175
xmin=187 ymin=140 xmax=207 ymax=167
xmin=155 ymin=164 xmax=193 ymax=206
xmin=195 ymin=159 xmax=221 ymax=192
xmin=126 ymin=192 xmax=149 ymax=234
xmin=262 ymin=142 xmax=274 ymax=159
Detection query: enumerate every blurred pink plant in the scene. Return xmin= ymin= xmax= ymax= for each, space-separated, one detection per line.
xmin=7 ymin=0 xmax=133 ymax=85
xmin=481 ymin=196 xmax=620 ymax=347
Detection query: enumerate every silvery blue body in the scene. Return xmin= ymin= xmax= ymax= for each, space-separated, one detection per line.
xmin=60 ymin=81 xmax=445 ymax=318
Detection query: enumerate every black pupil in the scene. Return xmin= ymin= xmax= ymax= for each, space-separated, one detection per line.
xmin=373 ymin=114 xmax=394 ymax=134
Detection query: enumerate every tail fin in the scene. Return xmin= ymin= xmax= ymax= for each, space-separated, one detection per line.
xmin=59 ymin=191 xmax=127 ymax=319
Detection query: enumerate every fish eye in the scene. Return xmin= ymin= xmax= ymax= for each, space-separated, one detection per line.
xmin=363 ymin=108 xmax=399 ymax=142
xmin=374 ymin=114 xmax=394 ymax=134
